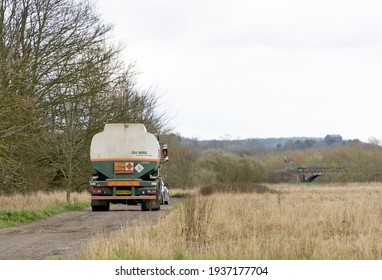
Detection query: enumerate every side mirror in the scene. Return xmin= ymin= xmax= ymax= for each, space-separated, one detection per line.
xmin=162 ymin=144 xmax=168 ymax=163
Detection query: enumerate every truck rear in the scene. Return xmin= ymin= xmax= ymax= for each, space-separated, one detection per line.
xmin=89 ymin=123 xmax=168 ymax=211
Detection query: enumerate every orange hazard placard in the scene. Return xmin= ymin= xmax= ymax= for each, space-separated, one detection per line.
xmin=114 ymin=162 xmax=134 ymax=174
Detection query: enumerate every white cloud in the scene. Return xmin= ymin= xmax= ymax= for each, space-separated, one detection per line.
xmin=96 ymin=0 xmax=382 ymax=141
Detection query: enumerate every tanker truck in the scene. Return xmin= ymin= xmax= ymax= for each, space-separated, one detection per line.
xmin=89 ymin=123 xmax=168 ymax=211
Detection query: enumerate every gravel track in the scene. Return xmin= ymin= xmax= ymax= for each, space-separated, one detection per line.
xmin=0 ymin=199 xmax=181 ymax=260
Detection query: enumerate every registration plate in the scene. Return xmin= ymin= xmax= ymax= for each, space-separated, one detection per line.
xmin=116 ymin=190 xmax=132 ymax=195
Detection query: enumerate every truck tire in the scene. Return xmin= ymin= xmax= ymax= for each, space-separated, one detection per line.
xmin=141 ymin=201 xmax=149 ymax=211
xmin=91 ymin=201 xmax=110 ymax=211
xmin=151 ymin=200 xmax=161 ymax=211
xmin=141 ymin=200 xmax=160 ymax=211
xmin=92 ymin=205 xmax=110 ymax=211
xmin=92 ymin=205 xmax=102 ymax=211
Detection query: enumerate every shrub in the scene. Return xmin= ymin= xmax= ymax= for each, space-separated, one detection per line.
xmin=197 ymin=150 xmax=267 ymax=185
xmin=199 ymin=182 xmax=276 ymax=196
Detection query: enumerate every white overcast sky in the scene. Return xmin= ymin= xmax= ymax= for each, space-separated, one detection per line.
xmin=96 ymin=0 xmax=382 ymax=141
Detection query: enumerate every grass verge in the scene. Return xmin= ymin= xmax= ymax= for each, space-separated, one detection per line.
xmin=0 ymin=202 xmax=89 ymax=229
xmin=0 ymin=191 xmax=90 ymax=229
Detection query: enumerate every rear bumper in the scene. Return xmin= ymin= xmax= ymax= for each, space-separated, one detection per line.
xmin=91 ymin=195 xmax=157 ymax=200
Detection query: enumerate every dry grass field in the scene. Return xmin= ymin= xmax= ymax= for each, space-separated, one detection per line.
xmin=82 ymin=183 xmax=382 ymax=260
xmin=0 ymin=191 xmax=90 ymax=212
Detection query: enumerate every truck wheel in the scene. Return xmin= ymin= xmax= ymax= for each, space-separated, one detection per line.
xmin=92 ymin=205 xmax=102 ymax=211
xmin=151 ymin=199 xmax=161 ymax=211
xmin=141 ymin=200 xmax=160 ymax=211
xmin=91 ymin=202 xmax=110 ymax=211
xmin=141 ymin=201 xmax=149 ymax=211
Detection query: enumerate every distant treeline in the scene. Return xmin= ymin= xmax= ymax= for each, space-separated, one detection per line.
xmin=161 ymin=135 xmax=382 ymax=188
xmin=181 ymin=136 xmax=355 ymax=154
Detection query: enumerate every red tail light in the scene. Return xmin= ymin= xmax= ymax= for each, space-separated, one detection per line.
xmin=91 ymin=187 xmax=109 ymax=194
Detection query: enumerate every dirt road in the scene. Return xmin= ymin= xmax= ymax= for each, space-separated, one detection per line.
xmin=0 ymin=199 xmax=181 ymax=260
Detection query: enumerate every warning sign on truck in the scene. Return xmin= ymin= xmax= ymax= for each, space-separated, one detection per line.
xmin=114 ymin=162 xmax=134 ymax=174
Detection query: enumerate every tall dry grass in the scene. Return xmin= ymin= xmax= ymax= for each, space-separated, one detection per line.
xmin=82 ymin=183 xmax=382 ymax=260
xmin=0 ymin=191 xmax=90 ymax=212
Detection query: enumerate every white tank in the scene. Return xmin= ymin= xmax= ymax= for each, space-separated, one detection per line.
xmin=90 ymin=123 xmax=160 ymax=161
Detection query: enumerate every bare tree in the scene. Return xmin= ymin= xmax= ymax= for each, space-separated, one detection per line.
xmin=0 ymin=0 xmax=169 ymax=197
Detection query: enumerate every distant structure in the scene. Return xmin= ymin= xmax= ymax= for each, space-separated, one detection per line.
xmin=283 ymin=156 xmax=294 ymax=170
xmin=325 ymin=134 xmax=343 ymax=144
